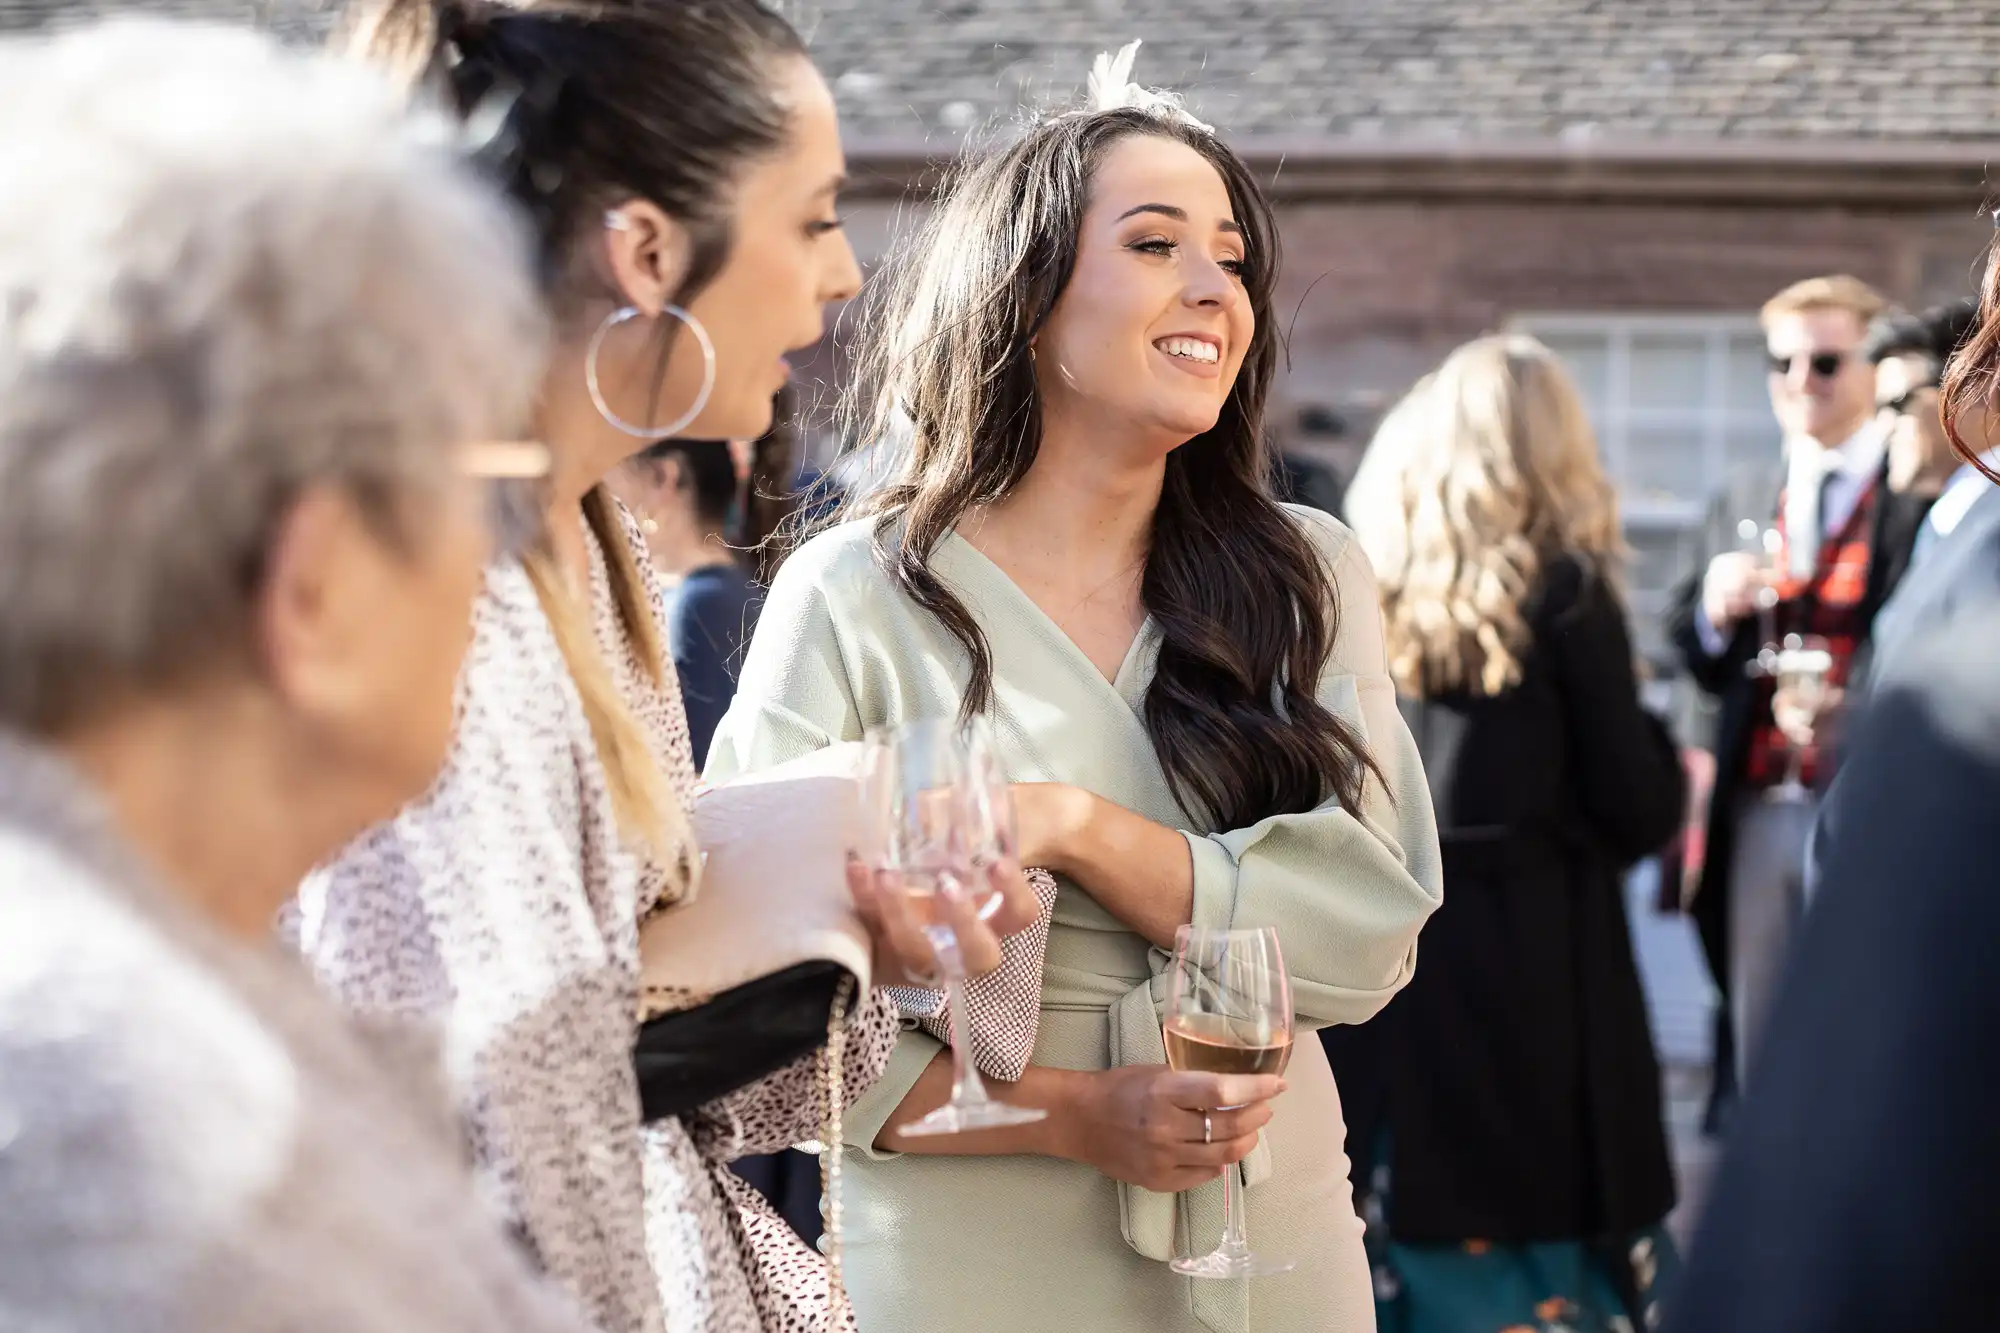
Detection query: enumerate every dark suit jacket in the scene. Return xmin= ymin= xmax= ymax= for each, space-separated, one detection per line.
xmin=1325 ymin=557 xmax=1684 ymax=1242
xmin=1812 ymin=484 xmax=2000 ymax=888
xmin=1665 ymin=580 xmax=2000 ymax=1333
xmin=1664 ymin=458 xmax=1929 ymax=995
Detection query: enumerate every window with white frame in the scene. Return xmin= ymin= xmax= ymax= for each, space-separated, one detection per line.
xmin=1510 ymin=314 xmax=1783 ymax=670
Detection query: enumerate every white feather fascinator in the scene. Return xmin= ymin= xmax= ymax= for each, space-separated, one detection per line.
xmin=1082 ymin=39 xmax=1213 ymax=133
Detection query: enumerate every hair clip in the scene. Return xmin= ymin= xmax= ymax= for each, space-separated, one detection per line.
xmin=1084 ymin=40 xmax=1213 ymax=133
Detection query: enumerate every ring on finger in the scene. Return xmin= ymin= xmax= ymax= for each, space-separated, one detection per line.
xmin=1203 ymin=1112 xmax=1213 ymax=1146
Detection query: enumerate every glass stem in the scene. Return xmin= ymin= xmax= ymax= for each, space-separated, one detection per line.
xmin=1218 ymin=1160 xmax=1250 ymax=1257
xmin=925 ymin=923 xmax=991 ymax=1108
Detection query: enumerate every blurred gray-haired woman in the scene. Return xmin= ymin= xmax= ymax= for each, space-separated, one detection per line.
xmin=0 ymin=19 xmax=586 ymax=1332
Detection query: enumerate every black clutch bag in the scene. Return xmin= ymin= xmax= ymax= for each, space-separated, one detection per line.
xmin=632 ymin=745 xmax=873 ymax=1120
xmin=635 ymin=960 xmax=858 ymax=1119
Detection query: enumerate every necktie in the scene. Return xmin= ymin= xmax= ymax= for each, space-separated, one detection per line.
xmin=1785 ymin=456 xmax=1838 ymax=580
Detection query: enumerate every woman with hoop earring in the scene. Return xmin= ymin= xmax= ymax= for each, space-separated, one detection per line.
xmin=289 ymin=3 xmax=1037 ymax=1332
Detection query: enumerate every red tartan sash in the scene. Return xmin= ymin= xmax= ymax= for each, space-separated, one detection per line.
xmin=1742 ymin=478 xmax=1878 ymax=790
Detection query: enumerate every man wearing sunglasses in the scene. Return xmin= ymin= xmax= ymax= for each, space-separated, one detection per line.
xmin=1832 ymin=301 xmax=1985 ymax=691
xmin=1668 ymin=275 xmax=1940 ymax=1120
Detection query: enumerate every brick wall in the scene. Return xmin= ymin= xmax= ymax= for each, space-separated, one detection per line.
xmin=1269 ymin=199 xmax=1993 ymax=473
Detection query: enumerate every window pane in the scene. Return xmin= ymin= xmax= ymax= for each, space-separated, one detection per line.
xmin=1628 ymin=334 xmax=1708 ymax=409
xmin=1624 ymin=424 xmax=1709 ymax=505
xmin=1725 ymin=420 xmax=1782 ymax=473
xmin=1535 ymin=333 xmax=1610 ymax=413
xmin=1727 ymin=333 xmax=1773 ymax=413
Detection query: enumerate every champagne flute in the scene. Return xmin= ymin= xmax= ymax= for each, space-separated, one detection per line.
xmin=1163 ymin=925 xmax=1295 ymax=1279
xmin=1736 ymin=519 xmax=1782 ymax=678
xmin=1768 ymin=633 xmax=1834 ymax=805
xmin=960 ymin=716 xmax=1018 ymax=916
xmin=866 ymin=718 xmax=1045 ymax=1136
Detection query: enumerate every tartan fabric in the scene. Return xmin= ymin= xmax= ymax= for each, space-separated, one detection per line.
xmin=883 ymin=867 xmax=1061 ymax=1080
xmin=1743 ymin=479 xmax=1880 ymax=790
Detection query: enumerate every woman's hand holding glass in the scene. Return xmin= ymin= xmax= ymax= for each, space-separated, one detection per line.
xmin=863 ymin=718 xmax=1047 ymax=1135
xmin=1058 ymin=1066 xmax=1283 ymax=1195
xmin=845 ymin=853 xmax=1006 ymax=987
xmin=839 ymin=719 xmax=1038 ymax=986
xmin=1163 ymin=925 xmax=1296 ymax=1278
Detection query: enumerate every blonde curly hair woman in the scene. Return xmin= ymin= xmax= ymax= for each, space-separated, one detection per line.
xmin=1346 ymin=334 xmax=1625 ymax=698
xmin=1330 ymin=332 xmax=1687 ymax=1333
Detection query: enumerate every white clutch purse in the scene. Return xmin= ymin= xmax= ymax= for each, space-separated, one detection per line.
xmin=633 ymin=742 xmax=874 ymax=1119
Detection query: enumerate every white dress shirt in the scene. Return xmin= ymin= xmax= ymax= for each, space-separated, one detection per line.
xmin=1912 ymin=447 xmax=2000 ymax=565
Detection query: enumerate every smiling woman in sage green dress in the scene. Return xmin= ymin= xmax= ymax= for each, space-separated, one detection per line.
xmin=706 ymin=46 xmax=1443 ymax=1333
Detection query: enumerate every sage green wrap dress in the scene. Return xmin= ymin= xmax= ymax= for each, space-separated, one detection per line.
xmin=705 ymin=507 xmax=1442 ymax=1333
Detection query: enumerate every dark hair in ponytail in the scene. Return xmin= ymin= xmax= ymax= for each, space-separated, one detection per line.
xmin=343 ymin=0 xmax=804 ymax=305
xmin=341 ymin=0 xmax=806 ymax=858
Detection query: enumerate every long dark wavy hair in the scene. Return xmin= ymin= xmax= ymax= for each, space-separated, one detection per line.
xmin=1944 ymin=240 xmax=2000 ymax=484
xmin=837 ymin=107 xmax=1380 ymax=830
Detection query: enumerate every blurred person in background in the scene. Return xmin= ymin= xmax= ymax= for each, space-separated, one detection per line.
xmin=708 ymin=48 xmax=1442 ymax=1333
xmin=1798 ymin=298 xmax=1980 ymax=714
xmin=1860 ymin=299 xmax=1991 ymax=661
xmin=1279 ymin=440 xmax=1348 ymax=518
xmin=614 ymin=440 xmax=762 ymax=767
xmin=0 ymin=20 xmax=585 ymax=1331
xmin=1809 ymin=302 xmax=1991 ymax=930
xmin=1664 ymin=264 xmax=2000 ymax=1333
xmin=1338 ymin=335 xmax=1685 ymax=1333
xmin=1867 ymin=300 xmax=1980 ymax=561
xmin=1666 ymin=275 xmax=1934 ymax=1115
xmin=289 ymin=3 xmax=1034 ymax=1331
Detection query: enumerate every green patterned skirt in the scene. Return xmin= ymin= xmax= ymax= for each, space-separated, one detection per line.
xmin=1368 ymin=1220 xmax=1676 ymax=1333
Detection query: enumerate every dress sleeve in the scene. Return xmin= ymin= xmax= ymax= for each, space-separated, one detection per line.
xmin=704 ymin=545 xmax=863 ymax=783
xmin=1180 ymin=515 xmax=1444 ymax=1030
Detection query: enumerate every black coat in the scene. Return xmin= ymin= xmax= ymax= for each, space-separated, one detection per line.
xmin=1664 ymin=459 xmax=1929 ymax=1001
xmin=1325 ymin=557 xmax=1686 ymax=1243
xmin=1665 ymin=536 xmax=2000 ymax=1333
